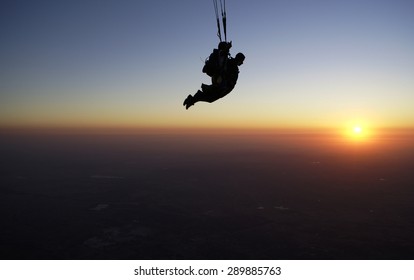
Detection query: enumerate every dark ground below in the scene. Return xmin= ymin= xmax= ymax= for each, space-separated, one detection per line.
xmin=1 ymin=131 xmax=413 ymax=259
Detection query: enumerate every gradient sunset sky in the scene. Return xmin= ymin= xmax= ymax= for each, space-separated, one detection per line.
xmin=1 ymin=0 xmax=413 ymax=130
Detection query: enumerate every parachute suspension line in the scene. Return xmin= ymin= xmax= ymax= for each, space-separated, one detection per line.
xmin=213 ymin=0 xmax=222 ymax=42
xmin=221 ymin=0 xmax=227 ymax=42
xmin=213 ymin=0 xmax=227 ymax=42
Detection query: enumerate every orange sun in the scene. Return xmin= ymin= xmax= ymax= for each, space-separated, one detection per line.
xmin=343 ymin=122 xmax=374 ymax=143
xmin=353 ymin=126 xmax=362 ymax=134
xmin=349 ymin=124 xmax=365 ymax=140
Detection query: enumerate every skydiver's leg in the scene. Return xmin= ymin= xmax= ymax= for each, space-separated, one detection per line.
xmin=183 ymin=84 xmax=212 ymax=109
xmin=194 ymin=84 xmax=225 ymax=103
xmin=183 ymin=84 xmax=229 ymax=110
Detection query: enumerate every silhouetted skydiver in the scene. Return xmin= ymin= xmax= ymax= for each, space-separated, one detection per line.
xmin=183 ymin=52 xmax=245 ymax=110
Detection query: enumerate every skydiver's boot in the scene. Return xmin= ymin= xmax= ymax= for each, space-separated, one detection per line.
xmin=183 ymin=95 xmax=190 ymax=106
xmin=183 ymin=94 xmax=195 ymax=110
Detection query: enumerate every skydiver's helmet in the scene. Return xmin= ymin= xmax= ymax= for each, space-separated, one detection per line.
xmin=218 ymin=41 xmax=232 ymax=52
xmin=235 ymin=52 xmax=245 ymax=65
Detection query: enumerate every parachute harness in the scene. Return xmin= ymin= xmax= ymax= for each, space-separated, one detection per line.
xmin=213 ymin=0 xmax=227 ymax=42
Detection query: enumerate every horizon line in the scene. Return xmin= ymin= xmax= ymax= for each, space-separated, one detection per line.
xmin=1 ymin=124 xmax=414 ymax=135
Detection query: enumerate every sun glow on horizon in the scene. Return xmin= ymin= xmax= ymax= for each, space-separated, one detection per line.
xmin=341 ymin=121 xmax=375 ymax=144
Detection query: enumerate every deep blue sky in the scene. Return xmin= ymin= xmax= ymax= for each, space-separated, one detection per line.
xmin=1 ymin=0 xmax=413 ymax=129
